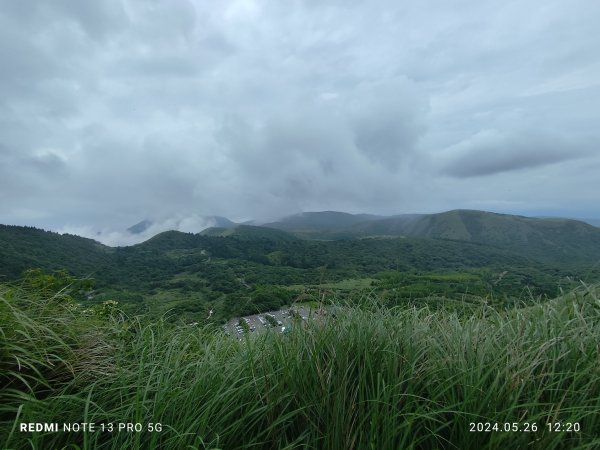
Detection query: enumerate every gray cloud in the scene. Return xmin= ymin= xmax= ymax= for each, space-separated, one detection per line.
xmin=1 ymin=0 xmax=600 ymax=240
xmin=347 ymin=78 xmax=428 ymax=168
xmin=440 ymin=130 xmax=592 ymax=178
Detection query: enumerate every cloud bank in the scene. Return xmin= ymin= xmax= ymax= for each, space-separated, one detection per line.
xmin=1 ymin=0 xmax=599 ymax=238
xmin=59 ymin=215 xmax=220 ymax=247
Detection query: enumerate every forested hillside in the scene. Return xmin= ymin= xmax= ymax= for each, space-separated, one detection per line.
xmin=0 ymin=225 xmax=112 ymax=278
xmin=265 ymin=210 xmax=600 ymax=264
xmin=2 ymin=210 xmax=600 ymax=323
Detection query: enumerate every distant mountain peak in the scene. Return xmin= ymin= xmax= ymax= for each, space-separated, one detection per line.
xmin=126 ymin=216 xmax=237 ymax=236
xmin=206 ymin=216 xmax=237 ymax=229
xmin=127 ymin=219 xmax=153 ymax=234
xmin=266 ymin=210 xmax=384 ymax=231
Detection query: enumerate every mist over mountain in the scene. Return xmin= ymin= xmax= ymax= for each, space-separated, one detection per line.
xmin=127 ymin=220 xmax=154 ymax=235
xmin=56 ymin=215 xmax=239 ymax=246
xmin=48 ymin=209 xmax=600 ymax=249
xmin=127 ymin=216 xmax=236 ymax=235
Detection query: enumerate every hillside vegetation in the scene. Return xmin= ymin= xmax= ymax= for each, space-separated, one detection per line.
xmin=2 ymin=210 xmax=600 ymax=323
xmin=0 ymin=226 xmax=112 ymax=279
xmin=266 ymin=210 xmax=600 ymax=263
xmin=1 ymin=278 xmax=599 ymax=449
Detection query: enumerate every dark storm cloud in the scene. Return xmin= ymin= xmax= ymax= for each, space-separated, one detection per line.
xmin=1 ymin=0 xmax=599 ymax=244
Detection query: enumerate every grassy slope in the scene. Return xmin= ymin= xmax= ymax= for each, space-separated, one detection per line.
xmin=1 ymin=283 xmax=599 ymax=450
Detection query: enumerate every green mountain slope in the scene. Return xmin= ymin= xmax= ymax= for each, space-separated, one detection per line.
xmin=356 ymin=210 xmax=600 ymax=263
xmin=200 ymin=225 xmax=298 ymax=241
xmin=2 ymin=211 xmax=599 ymax=321
xmin=0 ymin=225 xmax=112 ymax=278
xmin=265 ymin=210 xmax=600 ymax=264
xmin=264 ymin=211 xmax=384 ymax=231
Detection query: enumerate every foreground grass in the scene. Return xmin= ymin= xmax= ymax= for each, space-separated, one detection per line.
xmin=1 ymin=283 xmax=599 ymax=449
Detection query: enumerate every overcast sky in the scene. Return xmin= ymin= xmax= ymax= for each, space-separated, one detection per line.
xmin=1 ymin=0 xmax=599 ymax=245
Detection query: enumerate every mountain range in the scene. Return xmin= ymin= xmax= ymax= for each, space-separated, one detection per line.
xmin=3 ymin=211 xmax=600 ymax=269
xmin=2 ymin=209 xmax=600 ymax=320
xmin=198 ymin=209 xmax=600 ymax=264
xmin=122 ymin=210 xmax=600 ymax=247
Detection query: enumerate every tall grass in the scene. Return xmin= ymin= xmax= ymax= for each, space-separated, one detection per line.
xmin=1 ymin=283 xmax=599 ymax=449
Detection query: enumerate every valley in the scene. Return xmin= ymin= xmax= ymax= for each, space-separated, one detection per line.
xmin=2 ymin=210 xmax=599 ymax=324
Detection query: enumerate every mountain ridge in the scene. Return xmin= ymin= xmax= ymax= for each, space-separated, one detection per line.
xmin=253 ymin=209 xmax=600 ymax=264
xmin=3 ymin=212 xmax=599 ymax=320
xmin=3 ymin=210 xmax=599 ymax=252
xmin=126 ymin=216 xmax=238 ymax=235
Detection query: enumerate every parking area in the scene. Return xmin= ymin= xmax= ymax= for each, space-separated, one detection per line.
xmin=225 ymin=305 xmax=316 ymax=337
